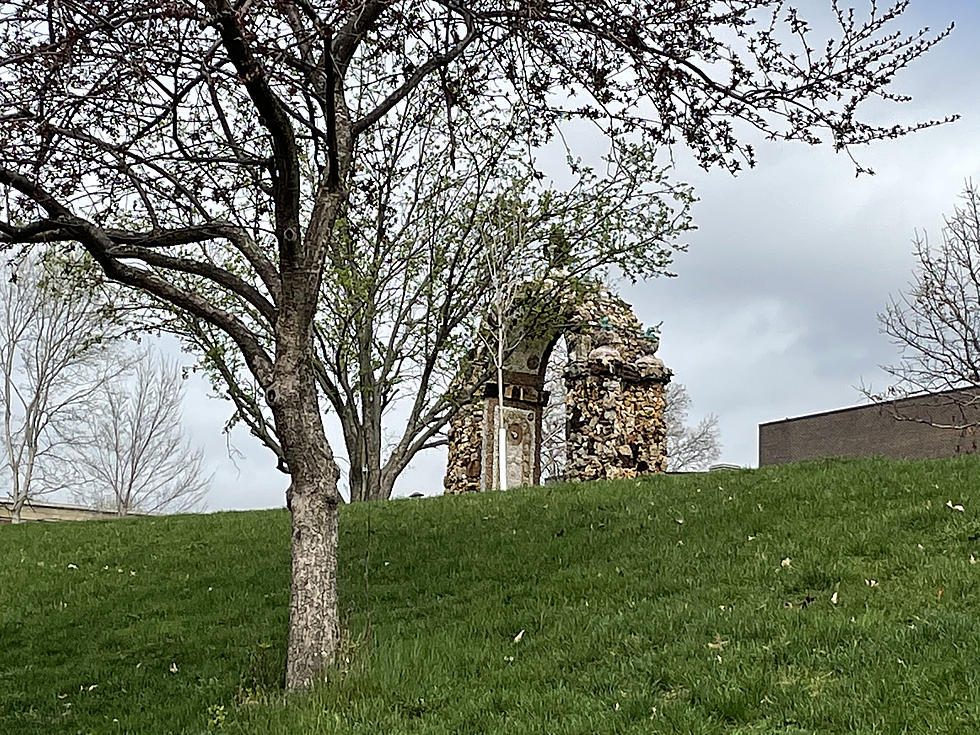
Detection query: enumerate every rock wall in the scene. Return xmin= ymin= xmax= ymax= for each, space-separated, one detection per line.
xmin=562 ymin=287 xmax=671 ymax=482
xmin=444 ymin=400 xmax=484 ymax=495
xmin=564 ymin=357 xmax=669 ymax=482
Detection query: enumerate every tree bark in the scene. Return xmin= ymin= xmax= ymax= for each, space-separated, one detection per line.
xmin=344 ymin=408 xmax=393 ymax=502
xmin=270 ymin=340 xmax=343 ymax=690
xmin=285 ymin=476 xmax=340 ymax=690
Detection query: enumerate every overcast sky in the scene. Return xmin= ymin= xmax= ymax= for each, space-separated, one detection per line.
xmin=167 ymin=0 xmax=980 ymax=511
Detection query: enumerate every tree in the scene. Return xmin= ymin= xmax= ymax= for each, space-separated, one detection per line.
xmin=478 ymin=190 xmax=558 ymax=492
xmin=483 ymin=203 xmax=527 ymax=492
xmin=0 ymin=253 xmax=208 ymax=520
xmin=0 ymin=252 xmax=121 ymax=522
xmin=185 ymin=111 xmax=695 ymax=502
xmin=664 ymin=382 xmax=722 ymax=472
xmin=0 ymin=0 xmax=952 ymax=690
xmin=872 ymin=183 xmax=980 ymax=425
xmin=473 ymin=185 xmax=654 ymax=491
xmin=67 ymin=352 xmax=211 ymax=516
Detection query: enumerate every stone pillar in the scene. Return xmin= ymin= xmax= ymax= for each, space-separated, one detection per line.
xmin=482 ymin=399 xmax=540 ymax=491
xmin=444 ymin=400 xmax=484 ymax=495
xmin=564 ymin=347 xmax=670 ymax=482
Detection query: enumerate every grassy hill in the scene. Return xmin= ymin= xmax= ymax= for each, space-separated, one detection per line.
xmin=4 ymin=456 xmax=980 ymax=734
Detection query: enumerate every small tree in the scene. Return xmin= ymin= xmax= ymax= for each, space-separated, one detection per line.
xmin=872 ymin=183 xmax=980 ymax=425
xmin=68 ymin=353 xmax=210 ymax=516
xmin=475 ymin=185 xmax=620 ymax=490
xmin=0 ymin=254 xmax=120 ymax=522
xmin=479 ymin=192 xmax=543 ymax=492
xmin=664 ymin=382 xmax=722 ymax=472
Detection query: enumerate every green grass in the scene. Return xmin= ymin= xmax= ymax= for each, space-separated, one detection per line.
xmin=5 ymin=456 xmax=980 ymax=733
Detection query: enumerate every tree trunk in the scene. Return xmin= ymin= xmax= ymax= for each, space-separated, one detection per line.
xmin=379 ymin=466 xmax=397 ymax=500
xmin=271 ymin=79 xmax=351 ymax=688
xmin=285 ymin=476 xmax=340 ymax=690
xmin=348 ymin=461 xmax=365 ymax=503
xmin=346 ymin=415 xmax=390 ymax=502
xmin=270 ymin=345 xmax=343 ymax=690
xmin=497 ymin=357 xmax=508 ymax=492
xmin=346 ymin=309 xmax=388 ymax=503
xmin=348 ymin=443 xmax=384 ymax=502
xmin=10 ymin=507 xmax=22 ymax=523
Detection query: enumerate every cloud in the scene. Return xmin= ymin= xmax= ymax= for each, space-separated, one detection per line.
xmin=618 ymin=5 xmax=980 ymax=468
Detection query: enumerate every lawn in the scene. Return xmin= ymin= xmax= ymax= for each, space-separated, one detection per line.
xmin=4 ymin=456 xmax=980 ymax=733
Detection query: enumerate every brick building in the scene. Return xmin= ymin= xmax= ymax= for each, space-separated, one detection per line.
xmin=759 ymin=389 xmax=980 ymax=466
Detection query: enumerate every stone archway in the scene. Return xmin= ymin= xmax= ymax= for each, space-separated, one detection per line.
xmin=443 ymin=282 xmax=671 ymax=494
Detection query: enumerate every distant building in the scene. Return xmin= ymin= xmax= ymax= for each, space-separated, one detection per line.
xmin=759 ymin=388 xmax=980 ymax=466
xmin=0 ymin=501 xmax=129 ymax=524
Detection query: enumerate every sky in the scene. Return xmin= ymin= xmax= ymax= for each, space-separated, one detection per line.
xmin=158 ymin=0 xmax=980 ymax=511
xmin=633 ymin=0 xmax=980 ymax=474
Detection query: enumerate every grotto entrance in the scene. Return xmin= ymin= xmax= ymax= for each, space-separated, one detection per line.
xmin=443 ymin=282 xmax=671 ymax=494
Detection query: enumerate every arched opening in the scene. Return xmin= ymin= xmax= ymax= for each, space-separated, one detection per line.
xmin=540 ymin=335 xmax=569 ymax=483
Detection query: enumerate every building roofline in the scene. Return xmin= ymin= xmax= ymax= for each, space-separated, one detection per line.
xmin=0 ymin=500 xmax=149 ymax=516
xmin=759 ymin=386 xmax=980 ymax=428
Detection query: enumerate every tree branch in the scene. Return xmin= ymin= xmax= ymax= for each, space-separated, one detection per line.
xmin=351 ymin=4 xmax=478 ymax=137
xmin=0 ymin=166 xmax=275 ymax=387
xmin=206 ymin=0 xmax=301 ymax=261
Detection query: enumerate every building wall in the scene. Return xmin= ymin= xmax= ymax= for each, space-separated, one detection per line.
xmin=759 ymin=390 xmax=980 ymax=466
xmin=0 ymin=502 xmax=125 ymax=524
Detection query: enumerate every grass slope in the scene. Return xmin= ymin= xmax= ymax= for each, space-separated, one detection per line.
xmin=4 ymin=457 xmax=980 ymax=733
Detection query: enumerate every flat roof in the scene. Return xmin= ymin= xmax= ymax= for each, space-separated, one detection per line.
xmin=0 ymin=500 xmax=148 ymax=515
xmin=759 ymin=386 xmax=980 ymax=427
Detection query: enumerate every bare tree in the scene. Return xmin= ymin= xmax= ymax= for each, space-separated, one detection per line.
xmin=68 ymin=352 xmax=210 ymax=516
xmin=477 ymin=192 xmax=548 ymax=492
xmin=477 ymin=188 xmax=618 ymax=490
xmin=872 ymin=183 xmax=980 ymax=426
xmin=0 ymin=0 xmax=952 ymax=689
xmin=664 ymin=382 xmax=722 ymax=472
xmin=0 ymin=253 xmax=120 ymax=522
